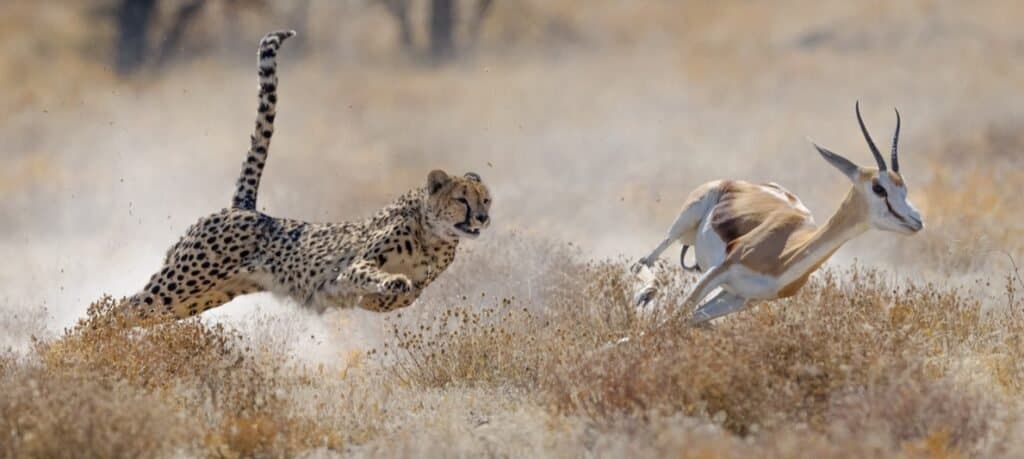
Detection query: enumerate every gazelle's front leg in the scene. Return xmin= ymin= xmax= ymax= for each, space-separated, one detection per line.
xmin=632 ymin=237 xmax=675 ymax=275
xmin=678 ymin=263 xmax=729 ymax=309
xmin=689 ymin=290 xmax=748 ymax=325
xmin=631 ymin=209 xmax=696 ymax=274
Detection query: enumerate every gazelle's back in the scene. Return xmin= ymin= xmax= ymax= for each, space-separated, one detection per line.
xmin=708 ymin=180 xmax=814 ymax=254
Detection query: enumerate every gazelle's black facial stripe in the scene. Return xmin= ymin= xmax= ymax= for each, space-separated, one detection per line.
xmin=883 ymin=196 xmax=913 ymax=226
xmin=873 ymin=177 xmax=917 ymax=227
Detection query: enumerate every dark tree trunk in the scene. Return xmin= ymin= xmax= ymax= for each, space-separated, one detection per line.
xmin=115 ymin=0 xmax=157 ymax=75
xmin=382 ymin=0 xmax=414 ymax=52
xmin=429 ymin=0 xmax=456 ymax=60
xmin=155 ymin=0 xmax=206 ymax=68
xmin=468 ymin=0 xmax=494 ymax=43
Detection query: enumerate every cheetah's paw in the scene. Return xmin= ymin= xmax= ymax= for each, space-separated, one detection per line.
xmin=380 ymin=274 xmax=413 ymax=294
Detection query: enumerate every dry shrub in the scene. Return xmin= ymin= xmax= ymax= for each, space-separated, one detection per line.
xmin=3 ymin=258 xmax=1022 ymax=457
xmin=24 ymin=296 xmax=344 ymax=457
xmin=383 ymin=300 xmax=546 ymax=388
xmin=388 ymin=259 xmax=1011 ymax=456
xmin=828 ymin=366 xmax=995 ymax=458
xmin=898 ymin=164 xmax=1024 ymax=275
xmin=551 ymin=266 xmax=990 ymax=434
xmin=382 ymin=257 xmax=655 ymax=390
xmin=0 ymin=362 xmax=190 ymax=459
xmin=37 ymin=296 xmax=283 ymax=416
xmin=0 ymin=358 xmax=193 ymax=459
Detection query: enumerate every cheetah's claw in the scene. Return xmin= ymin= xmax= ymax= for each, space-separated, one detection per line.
xmin=380 ymin=275 xmax=413 ymax=294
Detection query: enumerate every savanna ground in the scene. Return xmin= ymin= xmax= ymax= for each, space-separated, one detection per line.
xmin=2 ymin=1 xmax=1024 ymax=457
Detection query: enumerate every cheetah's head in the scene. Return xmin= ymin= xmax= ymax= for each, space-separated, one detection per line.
xmin=424 ymin=169 xmax=491 ymax=240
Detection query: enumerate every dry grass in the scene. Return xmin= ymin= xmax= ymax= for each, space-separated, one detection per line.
xmin=3 ymin=258 xmax=1022 ymax=457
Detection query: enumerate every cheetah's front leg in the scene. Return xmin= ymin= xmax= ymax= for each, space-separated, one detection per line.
xmin=358 ymin=291 xmax=420 ymax=313
xmin=338 ymin=259 xmax=415 ymax=296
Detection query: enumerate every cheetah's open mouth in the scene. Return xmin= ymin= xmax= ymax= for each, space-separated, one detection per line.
xmin=454 ymin=200 xmax=481 ymax=238
xmin=454 ymin=222 xmax=480 ymax=237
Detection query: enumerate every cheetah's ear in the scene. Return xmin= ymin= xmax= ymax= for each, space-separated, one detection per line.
xmin=463 ymin=172 xmax=481 ymax=182
xmin=427 ymin=169 xmax=451 ymax=195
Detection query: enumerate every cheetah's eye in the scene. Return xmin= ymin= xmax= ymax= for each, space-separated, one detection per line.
xmin=871 ymin=183 xmax=887 ymax=197
xmin=456 ymin=197 xmax=469 ymax=205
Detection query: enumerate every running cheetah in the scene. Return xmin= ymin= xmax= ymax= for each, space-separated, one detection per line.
xmin=122 ymin=30 xmax=491 ymax=319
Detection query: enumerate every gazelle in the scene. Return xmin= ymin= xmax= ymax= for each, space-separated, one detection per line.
xmin=632 ymin=102 xmax=923 ymax=325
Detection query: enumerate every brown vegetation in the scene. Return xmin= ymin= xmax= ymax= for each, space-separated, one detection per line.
xmin=3 ymin=257 xmax=1022 ymax=457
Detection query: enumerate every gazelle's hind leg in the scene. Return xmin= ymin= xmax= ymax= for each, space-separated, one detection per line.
xmin=632 ymin=203 xmax=706 ymax=274
xmin=689 ymin=290 xmax=748 ymax=325
xmin=631 ymin=209 xmax=707 ymax=306
xmin=632 ymin=183 xmax=722 ymax=305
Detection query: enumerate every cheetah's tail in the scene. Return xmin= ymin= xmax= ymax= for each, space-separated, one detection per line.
xmin=231 ymin=30 xmax=296 ymax=210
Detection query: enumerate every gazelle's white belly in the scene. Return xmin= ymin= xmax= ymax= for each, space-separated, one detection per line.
xmin=724 ymin=265 xmax=782 ymax=299
xmin=694 ymin=216 xmax=727 ymax=271
xmin=693 ymin=213 xmax=783 ymax=301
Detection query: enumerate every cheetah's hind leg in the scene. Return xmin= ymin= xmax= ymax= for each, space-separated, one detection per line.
xmin=126 ymin=269 xmax=262 ymax=321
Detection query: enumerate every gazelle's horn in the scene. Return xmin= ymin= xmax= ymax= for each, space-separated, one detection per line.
xmin=891 ymin=108 xmax=901 ymax=172
xmin=855 ymin=101 xmax=887 ymax=170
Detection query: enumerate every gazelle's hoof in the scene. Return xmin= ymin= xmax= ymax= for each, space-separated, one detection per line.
xmin=634 ymin=285 xmax=658 ymax=306
xmin=630 ymin=257 xmax=652 ymax=275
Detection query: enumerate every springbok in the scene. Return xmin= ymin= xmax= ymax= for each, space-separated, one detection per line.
xmin=632 ymin=102 xmax=924 ymax=325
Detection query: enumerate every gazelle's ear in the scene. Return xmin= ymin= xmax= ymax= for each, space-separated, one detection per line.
xmin=810 ymin=140 xmax=860 ymax=181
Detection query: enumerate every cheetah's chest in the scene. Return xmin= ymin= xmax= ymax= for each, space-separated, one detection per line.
xmin=379 ymin=239 xmax=454 ymax=288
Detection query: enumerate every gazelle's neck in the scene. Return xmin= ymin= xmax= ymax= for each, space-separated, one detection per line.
xmin=781 ymin=187 xmax=869 ymax=284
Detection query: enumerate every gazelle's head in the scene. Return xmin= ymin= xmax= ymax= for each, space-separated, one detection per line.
xmin=811 ymin=102 xmax=924 ymax=235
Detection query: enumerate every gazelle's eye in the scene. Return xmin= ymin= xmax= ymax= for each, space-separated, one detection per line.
xmin=871 ymin=183 xmax=887 ymax=197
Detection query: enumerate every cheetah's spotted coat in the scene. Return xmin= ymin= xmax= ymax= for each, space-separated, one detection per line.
xmin=124 ymin=31 xmax=492 ymax=318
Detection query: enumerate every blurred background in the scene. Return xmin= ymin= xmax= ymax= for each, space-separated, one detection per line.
xmin=2 ymin=0 xmax=1023 ymax=341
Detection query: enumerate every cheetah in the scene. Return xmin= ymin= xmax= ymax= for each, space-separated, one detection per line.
xmin=122 ymin=30 xmax=492 ymax=319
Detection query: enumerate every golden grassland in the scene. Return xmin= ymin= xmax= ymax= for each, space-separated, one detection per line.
xmin=3 ymin=1 xmax=1024 ymax=457
xmin=4 ymin=254 xmax=1024 ymax=457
